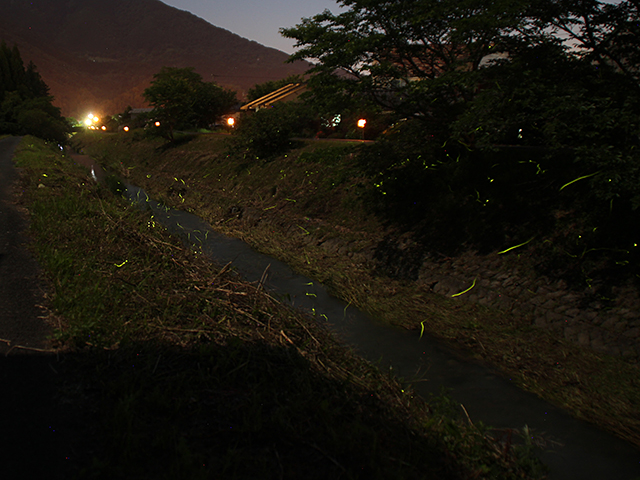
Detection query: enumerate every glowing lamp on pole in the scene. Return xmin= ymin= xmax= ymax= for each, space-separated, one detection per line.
xmin=85 ymin=113 xmax=100 ymax=128
xmin=357 ymin=118 xmax=366 ymax=140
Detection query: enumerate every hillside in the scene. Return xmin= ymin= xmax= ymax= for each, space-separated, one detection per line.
xmin=0 ymin=0 xmax=309 ymax=118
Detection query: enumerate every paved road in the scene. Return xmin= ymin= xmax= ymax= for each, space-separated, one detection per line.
xmin=0 ymin=136 xmax=52 ymax=354
xmin=0 ymin=136 xmax=83 ymax=479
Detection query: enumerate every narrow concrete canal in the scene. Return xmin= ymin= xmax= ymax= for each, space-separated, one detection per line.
xmin=74 ymin=154 xmax=640 ymax=480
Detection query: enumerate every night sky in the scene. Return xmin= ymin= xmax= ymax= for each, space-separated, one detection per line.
xmin=160 ymin=0 xmax=345 ymax=54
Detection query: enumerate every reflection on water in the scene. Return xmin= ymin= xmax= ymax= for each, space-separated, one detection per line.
xmin=70 ymin=154 xmax=106 ymax=183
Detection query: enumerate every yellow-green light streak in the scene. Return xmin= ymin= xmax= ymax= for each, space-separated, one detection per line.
xmin=559 ymin=172 xmax=600 ymax=191
xmin=498 ymin=237 xmax=535 ymax=255
xmin=451 ymin=277 xmax=477 ymax=298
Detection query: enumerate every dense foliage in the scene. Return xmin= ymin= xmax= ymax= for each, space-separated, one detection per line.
xmin=282 ymin=0 xmax=639 ymax=130
xmin=0 ymin=42 xmax=71 ymax=143
xmin=143 ymin=67 xmax=237 ymax=141
xmin=232 ymin=102 xmax=319 ymax=159
xmin=282 ymin=0 xmax=640 ymax=287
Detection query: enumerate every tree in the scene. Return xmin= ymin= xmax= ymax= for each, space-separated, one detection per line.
xmin=528 ymin=0 xmax=640 ymax=87
xmin=233 ymin=102 xmax=318 ymax=159
xmin=283 ymin=1 xmax=639 ymax=137
xmin=0 ymin=42 xmax=70 ymax=143
xmin=282 ymin=0 xmax=640 ymax=282
xmin=143 ymin=67 xmax=237 ymax=141
xmin=24 ymin=61 xmax=50 ymax=98
xmin=281 ymin=0 xmax=538 ymax=128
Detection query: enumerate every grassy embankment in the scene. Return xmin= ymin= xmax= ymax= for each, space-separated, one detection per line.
xmin=13 ymin=136 xmax=548 ymax=478
xmin=73 ymin=130 xmax=640 ymax=451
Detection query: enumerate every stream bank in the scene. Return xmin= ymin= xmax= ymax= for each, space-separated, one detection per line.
xmin=72 ymin=132 xmax=640 ymax=453
xmin=23 ymin=140 xmax=500 ymax=479
xmin=236 ymin=204 xmax=640 ymax=360
xmin=71 ymin=149 xmax=640 ymax=480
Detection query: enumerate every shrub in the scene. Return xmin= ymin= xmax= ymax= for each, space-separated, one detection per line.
xmin=232 ymin=102 xmax=318 ymax=160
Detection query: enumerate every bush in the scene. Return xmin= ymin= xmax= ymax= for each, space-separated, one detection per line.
xmin=232 ymin=102 xmax=318 ymax=160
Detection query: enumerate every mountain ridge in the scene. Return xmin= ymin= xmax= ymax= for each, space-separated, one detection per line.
xmin=0 ymin=0 xmax=309 ymax=118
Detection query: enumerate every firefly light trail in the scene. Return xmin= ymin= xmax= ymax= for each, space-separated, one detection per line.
xmin=451 ymin=278 xmax=477 ymax=298
xmin=559 ymin=172 xmax=600 ymax=191
xmin=498 ymin=237 xmax=535 ymax=255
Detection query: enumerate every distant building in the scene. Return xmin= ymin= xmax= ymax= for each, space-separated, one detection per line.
xmin=129 ymin=107 xmax=153 ymax=118
xmin=240 ymin=83 xmax=307 ymax=111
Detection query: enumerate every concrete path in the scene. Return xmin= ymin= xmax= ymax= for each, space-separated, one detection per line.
xmin=0 ymin=136 xmax=83 ymax=479
xmin=0 ymin=136 xmax=52 ymax=354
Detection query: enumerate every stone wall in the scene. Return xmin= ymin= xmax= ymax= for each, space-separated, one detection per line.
xmin=239 ymin=207 xmax=640 ymax=362
xmin=415 ymin=249 xmax=640 ymax=361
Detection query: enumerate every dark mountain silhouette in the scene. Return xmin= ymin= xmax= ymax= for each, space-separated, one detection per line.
xmin=0 ymin=0 xmax=309 ymax=118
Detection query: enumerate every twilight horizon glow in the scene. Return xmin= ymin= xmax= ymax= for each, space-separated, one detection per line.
xmin=159 ymin=0 xmax=344 ymax=54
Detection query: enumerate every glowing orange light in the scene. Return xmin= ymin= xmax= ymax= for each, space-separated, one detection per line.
xmin=123 ymin=126 xmax=130 ymax=132
xmin=155 ymin=121 xmax=161 ymax=127
xmin=101 ymin=125 xmax=107 ymax=131
xmin=227 ymin=117 xmax=235 ymax=127
xmin=357 ymin=119 xmax=367 ymax=128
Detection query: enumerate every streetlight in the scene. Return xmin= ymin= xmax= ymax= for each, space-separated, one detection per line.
xmin=85 ymin=113 xmax=100 ymax=128
xmin=357 ymin=118 xmax=367 ymax=140
xmin=227 ymin=117 xmax=235 ymax=128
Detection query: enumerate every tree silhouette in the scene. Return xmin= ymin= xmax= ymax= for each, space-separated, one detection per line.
xmin=0 ymin=42 xmax=70 ymax=143
xmin=143 ymin=67 xmax=237 ymax=141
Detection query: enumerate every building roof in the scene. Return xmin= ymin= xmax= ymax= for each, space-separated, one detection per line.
xmin=240 ymin=83 xmax=307 ymax=111
xmin=129 ymin=107 xmax=153 ymax=115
